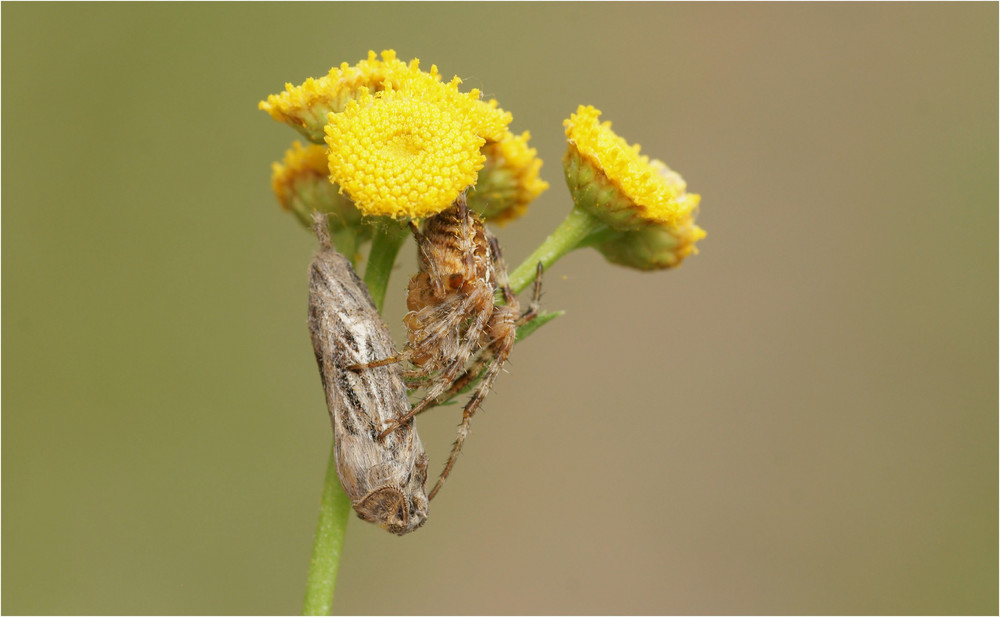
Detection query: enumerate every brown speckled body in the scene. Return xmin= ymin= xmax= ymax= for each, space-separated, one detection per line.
xmin=405 ymin=198 xmax=507 ymax=372
xmin=307 ymin=214 xmax=429 ymax=535
xmin=379 ymin=194 xmax=539 ymax=500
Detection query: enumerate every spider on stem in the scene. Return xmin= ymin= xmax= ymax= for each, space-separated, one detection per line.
xmin=353 ymin=193 xmax=542 ymax=499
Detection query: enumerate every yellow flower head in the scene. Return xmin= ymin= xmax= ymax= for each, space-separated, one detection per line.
xmin=271 ymin=141 xmax=362 ymax=230
xmin=467 ymin=130 xmax=549 ymax=225
xmin=563 ymin=105 xmax=700 ymax=229
xmin=259 ymin=50 xmax=441 ymax=143
xmin=470 ymin=97 xmax=514 ymax=145
xmin=325 ymin=79 xmax=511 ymax=219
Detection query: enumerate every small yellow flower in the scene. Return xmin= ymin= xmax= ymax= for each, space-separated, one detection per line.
xmin=259 ymin=50 xmax=440 ymax=143
xmin=560 ymin=105 xmax=705 ymax=270
xmin=325 ymin=87 xmax=489 ymax=219
xmin=260 ymin=49 xmax=513 ymax=148
xmin=271 ymin=141 xmax=362 ymax=230
xmin=470 ymin=97 xmax=514 ymax=145
xmin=467 ymin=130 xmax=548 ymax=225
xmin=563 ymin=105 xmax=700 ymax=229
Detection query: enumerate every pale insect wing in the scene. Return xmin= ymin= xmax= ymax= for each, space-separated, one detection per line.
xmin=305 ymin=221 xmax=429 ymax=534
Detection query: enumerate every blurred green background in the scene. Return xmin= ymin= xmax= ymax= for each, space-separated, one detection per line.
xmin=3 ymin=3 xmax=996 ymax=614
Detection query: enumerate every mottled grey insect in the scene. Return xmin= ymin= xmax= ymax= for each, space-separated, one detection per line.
xmin=307 ymin=213 xmax=429 ymax=535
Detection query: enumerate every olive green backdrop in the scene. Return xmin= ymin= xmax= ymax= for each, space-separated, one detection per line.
xmin=3 ymin=3 xmax=996 ymax=615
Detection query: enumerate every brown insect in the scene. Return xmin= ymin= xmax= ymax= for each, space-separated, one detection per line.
xmin=355 ymin=193 xmax=542 ymax=500
xmin=307 ymin=213 xmax=429 ymax=535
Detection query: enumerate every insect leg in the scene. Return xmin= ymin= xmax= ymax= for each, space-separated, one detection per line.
xmin=378 ymin=297 xmax=492 ymax=438
xmin=428 ymin=351 xmax=505 ymax=500
xmin=487 ymin=226 xmax=542 ymax=327
xmin=419 ymin=348 xmax=494 ymax=407
xmin=514 ymin=262 xmax=544 ymax=327
xmin=347 ymin=353 xmax=406 ymax=371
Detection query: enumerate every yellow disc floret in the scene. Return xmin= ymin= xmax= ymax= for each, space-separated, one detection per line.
xmin=563 ymin=105 xmax=699 ymax=228
xmin=325 ymin=88 xmax=487 ymax=219
xmin=468 ymin=130 xmax=549 ymax=225
xmin=471 ymin=97 xmax=514 ymax=144
xmin=397 ymin=74 xmax=512 ymax=144
xmin=259 ymin=50 xmax=441 ymax=143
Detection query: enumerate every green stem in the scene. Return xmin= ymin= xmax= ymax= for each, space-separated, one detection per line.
xmin=330 ymin=227 xmax=360 ymax=270
xmin=302 ymin=444 xmax=352 ymax=616
xmin=363 ymin=220 xmax=409 ymax=312
xmin=508 ymin=206 xmax=607 ymax=295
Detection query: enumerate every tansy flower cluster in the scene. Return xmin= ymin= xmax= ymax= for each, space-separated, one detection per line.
xmin=262 ymin=50 xmax=537 ymax=223
xmin=261 ymin=50 xmax=703 ymax=278
xmin=266 ymin=52 xmax=709 ymax=599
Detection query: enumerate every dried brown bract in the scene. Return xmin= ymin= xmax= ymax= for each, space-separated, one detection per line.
xmin=307 ymin=213 xmax=429 ymax=535
xmin=358 ymin=194 xmax=542 ymax=499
